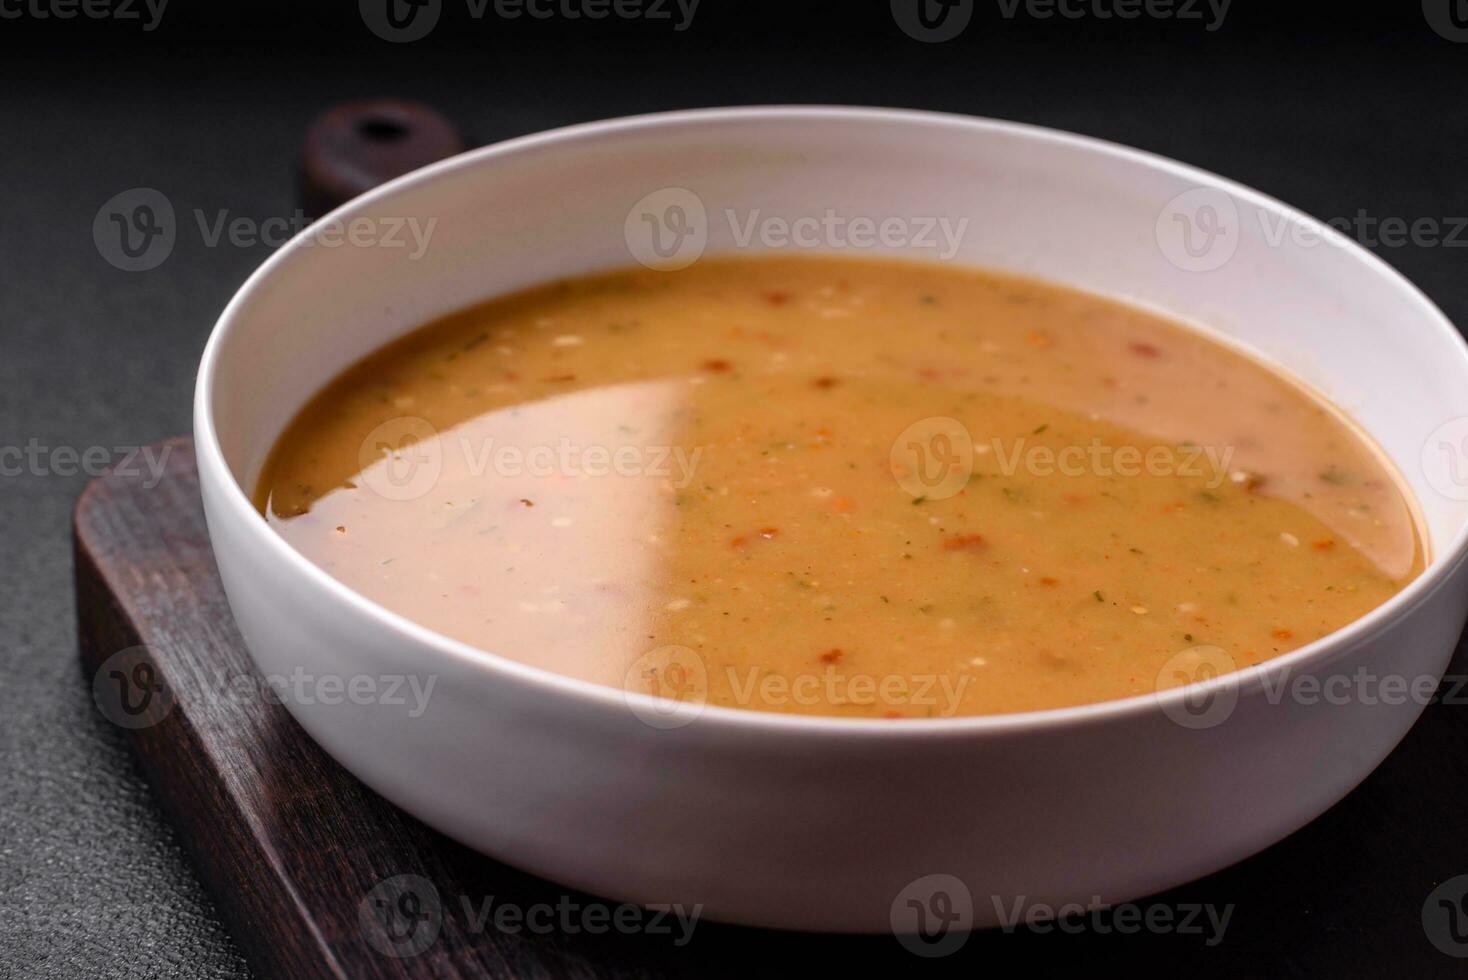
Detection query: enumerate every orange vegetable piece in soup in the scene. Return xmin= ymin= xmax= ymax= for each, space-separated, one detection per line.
xmin=256 ymin=255 xmax=1425 ymax=719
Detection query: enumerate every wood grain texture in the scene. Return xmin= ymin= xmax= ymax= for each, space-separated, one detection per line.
xmin=71 ymin=438 xmax=1468 ymax=978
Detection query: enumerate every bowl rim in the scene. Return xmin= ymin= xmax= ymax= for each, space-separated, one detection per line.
xmin=195 ymin=104 xmax=1468 ymax=738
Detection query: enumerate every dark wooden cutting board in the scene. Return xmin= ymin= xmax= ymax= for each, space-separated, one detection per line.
xmin=71 ymin=437 xmax=1468 ymax=977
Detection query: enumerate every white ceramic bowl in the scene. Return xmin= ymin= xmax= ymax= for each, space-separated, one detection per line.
xmin=196 ymin=107 xmax=1468 ymax=932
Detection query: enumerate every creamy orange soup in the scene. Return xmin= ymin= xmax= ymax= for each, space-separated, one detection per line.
xmin=257 ymin=256 xmax=1424 ymax=718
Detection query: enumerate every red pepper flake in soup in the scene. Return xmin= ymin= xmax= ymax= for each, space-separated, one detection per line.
xmin=1128 ymin=341 xmax=1162 ymax=358
xmin=942 ymin=533 xmax=986 ymax=551
xmin=819 ymin=648 xmax=843 ymax=664
xmin=764 ymin=291 xmax=792 ymax=306
xmin=702 ymin=359 xmax=732 ymax=372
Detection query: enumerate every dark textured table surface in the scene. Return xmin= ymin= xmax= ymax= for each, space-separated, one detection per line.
xmin=3 ymin=4 xmax=1467 ymax=977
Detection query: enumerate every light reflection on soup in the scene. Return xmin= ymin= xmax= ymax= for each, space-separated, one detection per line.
xmin=257 ymin=256 xmax=1425 ymax=718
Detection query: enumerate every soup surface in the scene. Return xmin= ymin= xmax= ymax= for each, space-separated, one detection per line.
xmin=258 ymin=256 xmax=1424 ymax=718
